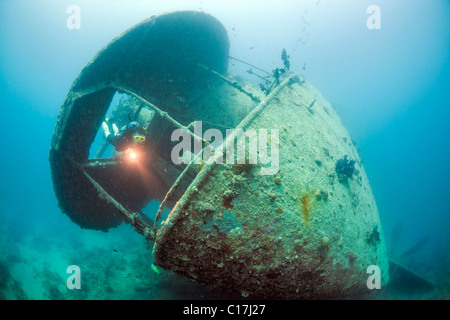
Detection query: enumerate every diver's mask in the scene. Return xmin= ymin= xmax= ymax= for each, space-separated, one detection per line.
xmin=133 ymin=134 xmax=146 ymax=143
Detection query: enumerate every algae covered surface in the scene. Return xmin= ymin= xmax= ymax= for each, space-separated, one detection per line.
xmin=153 ymin=75 xmax=389 ymax=299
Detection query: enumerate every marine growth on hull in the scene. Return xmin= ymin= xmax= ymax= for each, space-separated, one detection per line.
xmin=49 ymin=11 xmax=389 ymax=299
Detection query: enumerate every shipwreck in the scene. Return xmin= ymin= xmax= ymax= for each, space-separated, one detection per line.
xmin=49 ymin=10 xmax=396 ymax=299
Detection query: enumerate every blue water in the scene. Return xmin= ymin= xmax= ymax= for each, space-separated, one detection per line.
xmin=0 ymin=0 xmax=449 ymax=300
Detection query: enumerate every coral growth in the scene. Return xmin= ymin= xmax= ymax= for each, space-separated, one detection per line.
xmin=269 ymin=193 xmax=276 ymax=202
xmin=366 ymin=226 xmax=381 ymax=246
xmin=315 ymin=189 xmax=329 ymax=201
xmin=222 ymin=190 xmax=236 ymax=209
xmin=321 ymin=237 xmax=330 ymax=247
xmin=335 ymin=155 xmax=357 ymax=182
xmin=348 ymin=252 xmax=357 ymax=263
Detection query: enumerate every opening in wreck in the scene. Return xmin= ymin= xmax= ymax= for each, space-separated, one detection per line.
xmin=88 ymin=91 xmax=151 ymax=159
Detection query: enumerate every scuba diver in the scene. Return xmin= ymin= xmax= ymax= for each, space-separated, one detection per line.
xmin=102 ymin=119 xmax=148 ymax=157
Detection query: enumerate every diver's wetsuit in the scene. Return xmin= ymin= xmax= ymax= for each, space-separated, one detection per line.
xmin=106 ymin=122 xmax=148 ymax=152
